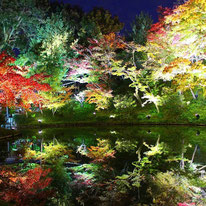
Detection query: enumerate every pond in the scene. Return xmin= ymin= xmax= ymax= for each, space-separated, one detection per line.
xmin=1 ymin=126 xmax=206 ymax=163
xmin=0 ymin=126 xmax=206 ymax=206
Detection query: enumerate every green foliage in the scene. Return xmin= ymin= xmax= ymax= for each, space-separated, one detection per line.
xmin=149 ymin=171 xmax=192 ymax=205
xmin=16 ymin=13 xmax=75 ymax=90
xmin=57 ymin=101 xmax=96 ymax=121
xmin=113 ymin=94 xmax=137 ymax=110
xmin=161 ymin=92 xmax=187 ymax=122
xmin=47 ymin=2 xmax=102 ymax=45
xmin=115 ymin=174 xmax=133 ymax=193
xmin=23 ymin=141 xmax=68 ymax=165
xmin=86 ymin=7 xmax=124 ymax=34
xmin=111 ymin=50 xmax=162 ymax=112
xmin=128 ymin=12 xmax=153 ymax=45
xmin=13 ymin=100 xmax=97 ymax=125
xmin=115 ymin=139 xmax=138 ymax=153
xmin=48 ymin=158 xmax=72 ymax=203
xmin=107 ymin=139 xmax=206 ymax=205
xmin=77 ymin=16 xmax=102 ymax=46
xmin=37 ymin=143 xmax=67 ymax=164
xmin=0 ymin=0 xmax=44 ymax=51
xmin=18 ymin=163 xmax=39 ymax=173
xmin=182 ymin=98 xmax=206 ymax=123
xmin=71 ymin=163 xmax=102 ymax=184
xmin=72 ymin=101 xmax=96 ymax=118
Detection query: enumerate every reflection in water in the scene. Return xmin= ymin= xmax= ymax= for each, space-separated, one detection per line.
xmin=11 ymin=125 xmax=206 ymax=163
xmin=0 ymin=126 xmax=206 ymax=205
xmin=1 ymin=126 xmax=206 ymax=164
xmin=1 ymin=126 xmax=206 ymax=166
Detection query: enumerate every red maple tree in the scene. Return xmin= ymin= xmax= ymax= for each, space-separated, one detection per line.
xmin=0 ymin=167 xmax=53 ymax=206
xmin=0 ymin=51 xmax=51 ymax=110
xmin=147 ymin=6 xmax=173 ymax=41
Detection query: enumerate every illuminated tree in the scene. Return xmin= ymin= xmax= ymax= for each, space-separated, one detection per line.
xmin=145 ymin=1 xmax=206 ymax=99
xmin=0 ymin=0 xmax=45 ymax=51
xmin=0 ymin=52 xmax=51 ymax=110
xmin=111 ymin=41 xmax=163 ymax=112
xmin=85 ymin=84 xmax=113 ymax=110
xmin=41 ymin=87 xmax=73 ymax=115
xmin=66 ymin=33 xmax=125 ymax=110
xmin=44 ymin=2 xmax=101 ymax=46
xmin=16 ymin=13 xmax=74 ymax=90
xmin=113 ymin=94 xmax=136 ymax=110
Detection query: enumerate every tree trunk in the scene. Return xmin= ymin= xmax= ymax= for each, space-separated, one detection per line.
xmin=189 ymin=87 xmax=196 ymax=99
xmin=134 ymin=88 xmax=143 ymax=106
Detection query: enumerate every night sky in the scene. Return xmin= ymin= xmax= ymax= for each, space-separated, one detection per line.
xmin=61 ymin=0 xmax=177 ymax=30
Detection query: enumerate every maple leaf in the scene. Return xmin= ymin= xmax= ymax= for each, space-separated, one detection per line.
xmin=85 ymin=83 xmax=113 ymax=110
xmin=0 ymin=51 xmax=51 ymax=110
xmin=0 ymin=167 xmax=53 ymax=206
xmin=144 ymin=0 xmax=206 ymax=100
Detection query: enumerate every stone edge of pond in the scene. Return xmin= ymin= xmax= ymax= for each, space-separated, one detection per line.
xmin=16 ymin=122 xmax=206 ymax=129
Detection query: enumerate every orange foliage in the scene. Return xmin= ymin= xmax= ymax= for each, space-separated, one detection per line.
xmin=0 ymin=167 xmax=53 ymax=206
xmin=0 ymin=51 xmax=51 ymax=110
xmin=163 ymin=58 xmax=191 ymax=73
xmin=87 ymin=139 xmax=115 ymax=163
xmin=85 ymin=83 xmax=113 ymax=110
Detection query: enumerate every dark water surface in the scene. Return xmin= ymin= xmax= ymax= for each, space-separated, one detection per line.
xmin=1 ymin=125 xmax=205 ymax=164
xmin=1 ymin=126 xmax=206 ymax=206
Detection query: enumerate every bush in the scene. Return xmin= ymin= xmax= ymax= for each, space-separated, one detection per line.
xmin=161 ymin=94 xmax=187 ymax=122
xmin=148 ymin=171 xmax=192 ymax=205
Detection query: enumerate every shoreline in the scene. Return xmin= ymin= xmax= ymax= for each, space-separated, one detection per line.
xmin=16 ymin=122 xmax=206 ymax=129
xmin=0 ymin=133 xmax=21 ymax=141
xmin=1 ymin=122 xmax=206 ymax=140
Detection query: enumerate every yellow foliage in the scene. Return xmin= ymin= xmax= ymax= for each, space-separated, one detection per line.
xmin=87 ymin=139 xmax=115 ymax=162
xmin=86 ymin=84 xmax=113 ymax=110
xmin=41 ymin=87 xmax=73 ymax=111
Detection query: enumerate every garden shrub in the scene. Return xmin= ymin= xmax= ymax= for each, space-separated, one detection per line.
xmin=148 ymin=171 xmax=192 ymax=206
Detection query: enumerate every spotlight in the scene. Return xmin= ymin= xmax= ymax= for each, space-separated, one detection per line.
xmin=195 ymin=114 xmax=200 ymax=119
xmin=146 ymin=115 xmax=151 ymax=119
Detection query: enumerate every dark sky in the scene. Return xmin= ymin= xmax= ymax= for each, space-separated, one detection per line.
xmin=61 ymin=0 xmax=177 ymax=29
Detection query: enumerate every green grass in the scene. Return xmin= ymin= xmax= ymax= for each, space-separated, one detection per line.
xmin=10 ymin=95 xmax=206 ymax=127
